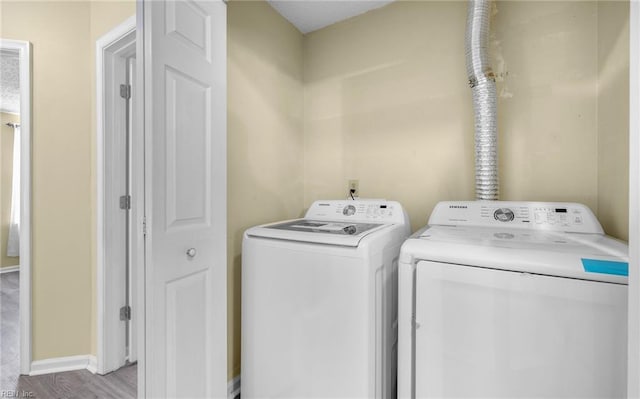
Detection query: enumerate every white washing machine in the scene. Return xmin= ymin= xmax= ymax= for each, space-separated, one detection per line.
xmin=398 ymin=201 xmax=628 ymax=399
xmin=242 ymin=199 xmax=410 ymax=399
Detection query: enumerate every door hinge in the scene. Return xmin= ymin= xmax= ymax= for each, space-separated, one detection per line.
xmin=120 ymin=84 xmax=131 ymax=100
xmin=119 ymin=195 xmax=131 ymax=210
xmin=142 ymin=217 xmax=147 ymax=236
xmin=120 ymin=305 xmax=131 ymax=321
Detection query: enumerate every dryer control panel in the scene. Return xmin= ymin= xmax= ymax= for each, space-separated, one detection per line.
xmin=428 ymin=201 xmax=604 ymax=234
xmin=305 ymin=199 xmax=409 ymax=225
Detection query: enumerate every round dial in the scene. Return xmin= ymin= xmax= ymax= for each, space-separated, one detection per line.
xmin=343 ymin=225 xmax=357 ymax=235
xmin=343 ymin=205 xmax=356 ymax=216
xmin=494 ymin=208 xmax=515 ymax=222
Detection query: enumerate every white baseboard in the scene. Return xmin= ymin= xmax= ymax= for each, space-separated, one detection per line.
xmin=0 ymin=265 xmax=20 ymax=274
xmin=86 ymin=355 xmax=98 ymax=374
xmin=30 ymin=355 xmax=95 ymax=376
xmin=228 ymin=375 xmax=241 ymax=399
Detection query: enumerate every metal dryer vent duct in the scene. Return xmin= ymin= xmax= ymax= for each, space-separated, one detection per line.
xmin=466 ymin=0 xmax=498 ymax=200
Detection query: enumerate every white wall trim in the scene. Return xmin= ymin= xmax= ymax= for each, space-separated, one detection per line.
xmin=628 ymin=1 xmax=640 ymax=397
xmin=134 ymin=5 xmax=146 ymax=397
xmin=228 ymin=375 xmax=241 ymax=399
xmin=96 ymin=15 xmax=136 ymax=377
xmin=0 ymin=38 xmax=33 ymax=377
xmin=87 ymin=355 xmax=98 ymax=374
xmin=30 ymin=355 xmax=95 ymax=376
xmin=0 ymin=265 xmax=20 ymax=274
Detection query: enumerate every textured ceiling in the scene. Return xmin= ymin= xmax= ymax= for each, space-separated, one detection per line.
xmin=267 ymin=0 xmax=394 ymax=34
xmin=0 ymin=50 xmax=20 ymax=114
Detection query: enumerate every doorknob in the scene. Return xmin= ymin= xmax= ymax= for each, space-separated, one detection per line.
xmin=186 ymin=248 xmax=197 ymax=258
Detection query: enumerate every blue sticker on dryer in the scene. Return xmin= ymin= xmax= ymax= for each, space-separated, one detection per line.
xmin=581 ymin=258 xmax=628 ymax=276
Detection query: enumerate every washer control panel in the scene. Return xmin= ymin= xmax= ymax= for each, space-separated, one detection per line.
xmin=429 ymin=201 xmax=603 ymax=234
xmin=305 ymin=200 xmax=407 ymax=224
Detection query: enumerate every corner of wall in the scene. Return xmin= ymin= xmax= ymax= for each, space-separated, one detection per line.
xmin=595 ymin=1 xmax=630 ymax=241
xmin=227 ymin=0 xmax=305 ymax=380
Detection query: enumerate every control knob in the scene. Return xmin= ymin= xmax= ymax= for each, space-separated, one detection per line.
xmin=343 ymin=205 xmax=356 ymax=216
xmin=494 ymin=208 xmax=515 ymax=222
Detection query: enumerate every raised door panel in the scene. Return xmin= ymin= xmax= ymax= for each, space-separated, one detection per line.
xmin=164 ymin=67 xmax=211 ymax=231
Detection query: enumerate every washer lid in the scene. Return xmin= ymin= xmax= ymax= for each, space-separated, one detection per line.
xmin=401 ymin=225 xmax=629 ymax=284
xmin=246 ymin=218 xmax=388 ymax=247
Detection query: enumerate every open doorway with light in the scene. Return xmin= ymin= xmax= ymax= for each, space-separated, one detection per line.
xmin=0 ymin=38 xmax=32 ymax=390
xmin=96 ymin=16 xmax=141 ymax=380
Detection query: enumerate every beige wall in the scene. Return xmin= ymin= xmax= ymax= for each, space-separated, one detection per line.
xmin=227 ymin=0 xmax=304 ymax=379
xmin=1 ymin=0 xmax=134 ymax=361
xmin=304 ymin=1 xmax=473 ymax=231
xmin=303 ymin=1 xmax=626 ymax=234
xmin=1 ymin=112 xmax=20 ymax=268
xmin=2 ymin=0 xmax=94 ymax=360
xmin=597 ymin=1 xmax=630 ymax=241
xmin=493 ymin=1 xmax=600 ymax=208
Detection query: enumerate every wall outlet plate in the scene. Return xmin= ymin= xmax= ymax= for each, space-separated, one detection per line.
xmin=348 ymin=179 xmax=359 ymax=197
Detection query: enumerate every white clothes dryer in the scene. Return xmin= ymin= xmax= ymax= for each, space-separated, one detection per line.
xmin=242 ymin=199 xmax=410 ymax=399
xmin=398 ymin=201 xmax=628 ymax=399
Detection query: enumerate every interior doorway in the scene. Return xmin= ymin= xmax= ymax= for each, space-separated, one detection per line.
xmin=0 ymin=38 xmax=32 ymax=382
xmin=96 ymin=16 xmax=140 ymax=376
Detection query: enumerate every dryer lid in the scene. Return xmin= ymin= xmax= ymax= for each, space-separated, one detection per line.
xmin=246 ymin=219 xmax=388 ymax=247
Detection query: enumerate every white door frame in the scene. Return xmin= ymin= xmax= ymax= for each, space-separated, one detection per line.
xmin=134 ymin=5 xmax=146 ymax=396
xmin=628 ymin=1 xmax=640 ymax=397
xmin=95 ymin=15 xmax=140 ymax=375
xmin=0 ymin=39 xmax=33 ymax=376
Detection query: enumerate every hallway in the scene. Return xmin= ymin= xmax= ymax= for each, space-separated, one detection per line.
xmin=1 ymin=271 xmax=137 ymax=398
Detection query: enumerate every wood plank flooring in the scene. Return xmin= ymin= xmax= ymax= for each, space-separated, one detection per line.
xmin=1 ymin=269 xmax=20 ymax=390
xmin=1 ymin=271 xmax=137 ymax=398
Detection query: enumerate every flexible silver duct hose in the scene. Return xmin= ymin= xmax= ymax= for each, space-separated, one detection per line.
xmin=465 ymin=0 xmax=498 ymax=200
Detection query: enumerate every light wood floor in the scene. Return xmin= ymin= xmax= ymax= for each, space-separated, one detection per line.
xmin=1 ymin=271 xmax=137 ymax=398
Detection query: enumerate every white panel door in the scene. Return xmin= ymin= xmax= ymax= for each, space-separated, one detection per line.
xmin=140 ymin=1 xmax=227 ymax=397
